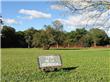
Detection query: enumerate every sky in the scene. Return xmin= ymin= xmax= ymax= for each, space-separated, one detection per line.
xmin=1 ymin=1 xmax=66 ymax=31
xmin=1 ymin=0 xmax=110 ymax=36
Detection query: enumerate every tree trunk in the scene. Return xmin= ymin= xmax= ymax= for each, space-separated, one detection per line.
xmin=94 ymin=41 xmax=96 ymax=47
xmin=28 ymin=43 xmax=30 ymax=48
xmin=68 ymin=43 xmax=70 ymax=48
xmin=56 ymin=43 xmax=59 ymax=48
xmin=43 ymin=44 xmax=50 ymax=50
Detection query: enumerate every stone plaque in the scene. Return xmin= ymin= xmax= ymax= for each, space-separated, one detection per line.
xmin=38 ymin=55 xmax=62 ymax=68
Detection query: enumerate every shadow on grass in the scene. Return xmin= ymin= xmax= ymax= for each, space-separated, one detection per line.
xmin=62 ymin=66 xmax=78 ymax=72
xmin=43 ymin=66 xmax=78 ymax=73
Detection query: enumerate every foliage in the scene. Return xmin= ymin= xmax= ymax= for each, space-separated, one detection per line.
xmin=24 ymin=27 xmax=37 ymax=48
xmin=60 ymin=0 xmax=110 ymax=30
xmin=16 ymin=31 xmax=27 ymax=48
xmin=1 ymin=26 xmax=17 ymax=48
xmin=90 ymin=28 xmax=109 ymax=46
xmin=74 ymin=28 xmax=88 ymax=46
xmin=1 ymin=25 xmax=110 ymax=49
xmin=52 ymin=20 xmax=63 ymax=31
xmin=82 ymin=33 xmax=93 ymax=47
xmin=32 ymin=31 xmax=42 ymax=48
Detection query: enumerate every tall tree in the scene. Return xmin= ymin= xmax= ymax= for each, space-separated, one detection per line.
xmin=16 ymin=31 xmax=27 ymax=48
xmin=81 ymin=32 xmax=93 ymax=47
xmin=32 ymin=31 xmax=42 ymax=48
xmin=52 ymin=20 xmax=64 ymax=48
xmin=1 ymin=26 xmax=17 ymax=48
xmin=60 ymin=0 xmax=110 ymax=31
xmin=53 ymin=20 xmax=63 ymax=31
xmin=63 ymin=31 xmax=76 ymax=48
xmin=24 ymin=27 xmax=37 ymax=48
xmin=90 ymin=28 xmax=109 ymax=47
xmin=74 ymin=28 xmax=88 ymax=47
xmin=40 ymin=25 xmax=56 ymax=50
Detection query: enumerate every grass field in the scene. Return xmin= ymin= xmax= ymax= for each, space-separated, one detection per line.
xmin=1 ymin=48 xmax=110 ymax=82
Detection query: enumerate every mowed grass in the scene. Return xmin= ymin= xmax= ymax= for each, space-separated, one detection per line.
xmin=1 ymin=48 xmax=110 ymax=82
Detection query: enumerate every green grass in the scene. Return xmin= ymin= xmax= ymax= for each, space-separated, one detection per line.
xmin=1 ymin=48 xmax=110 ymax=82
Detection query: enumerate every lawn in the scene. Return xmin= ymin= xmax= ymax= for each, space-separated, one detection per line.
xmin=1 ymin=48 xmax=110 ymax=82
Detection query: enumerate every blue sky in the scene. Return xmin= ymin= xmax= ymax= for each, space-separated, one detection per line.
xmin=2 ymin=1 xmax=66 ymax=31
xmin=1 ymin=0 xmax=110 ymax=36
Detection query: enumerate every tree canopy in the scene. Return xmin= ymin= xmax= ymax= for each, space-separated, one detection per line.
xmin=59 ymin=0 xmax=110 ymax=31
xmin=1 ymin=25 xmax=110 ymax=49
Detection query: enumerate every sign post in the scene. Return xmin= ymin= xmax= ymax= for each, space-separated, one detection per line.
xmin=38 ymin=55 xmax=62 ymax=71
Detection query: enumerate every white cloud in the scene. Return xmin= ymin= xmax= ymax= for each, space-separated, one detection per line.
xmin=57 ymin=16 xmax=84 ymax=31
xmin=56 ymin=9 xmax=110 ymax=35
xmin=57 ymin=9 xmax=110 ymax=27
xmin=57 ymin=15 xmax=84 ymax=27
xmin=51 ymin=5 xmax=64 ymax=10
xmin=3 ymin=18 xmax=18 ymax=24
xmin=19 ymin=9 xmax=51 ymax=19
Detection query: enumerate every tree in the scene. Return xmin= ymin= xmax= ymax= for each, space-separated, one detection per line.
xmin=16 ymin=31 xmax=27 ymax=48
xmin=64 ymin=31 xmax=76 ymax=47
xmin=82 ymin=32 xmax=93 ymax=47
xmin=0 ymin=16 xmax=3 ymax=48
xmin=109 ymin=37 xmax=110 ymax=45
xmin=0 ymin=16 xmax=3 ymax=25
xmin=40 ymin=25 xmax=56 ymax=50
xmin=63 ymin=28 xmax=88 ymax=47
xmin=90 ymin=28 xmax=109 ymax=47
xmin=40 ymin=30 xmax=50 ymax=50
xmin=1 ymin=26 xmax=17 ymax=48
xmin=60 ymin=0 xmax=110 ymax=30
xmin=74 ymin=28 xmax=88 ymax=47
xmin=32 ymin=31 xmax=42 ymax=48
xmin=24 ymin=27 xmax=37 ymax=48
xmin=63 ymin=32 xmax=71 ymax=48
xmin=52 ymin=20 xmax=64 ymax=48
xmin=45 ymin=25 xmax=56 ymax=46
xmin=53 ymin=20 xmax=63 ymax=31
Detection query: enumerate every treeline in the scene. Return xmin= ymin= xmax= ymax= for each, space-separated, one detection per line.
xmin=1 ymin=25 xmax=110 ymax=49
